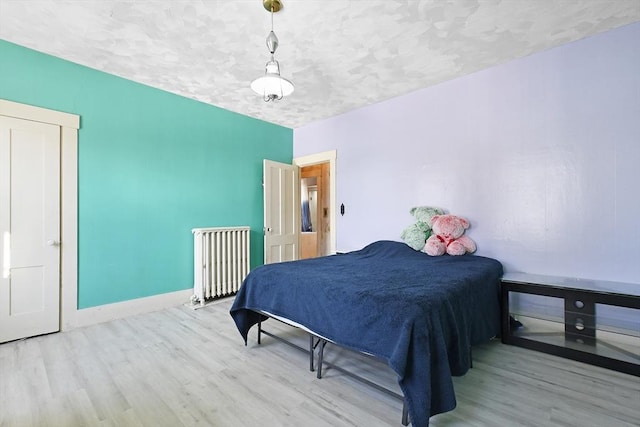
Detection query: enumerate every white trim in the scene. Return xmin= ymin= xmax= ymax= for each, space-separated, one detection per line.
xmin=72 ymin=289 xmax=194 ymax=328
xmin=0 ymin=99 xmax=79 ymax=129
xmin=293 ymin=150 xmax=337 ymax=255
xmin=60 ymin=125 xmax=78 ymax=330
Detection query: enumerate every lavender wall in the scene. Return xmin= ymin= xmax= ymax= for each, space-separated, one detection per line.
xmin=294 ymin=22 xmax=640 ymax=284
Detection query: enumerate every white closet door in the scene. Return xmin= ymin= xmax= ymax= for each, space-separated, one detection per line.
xmin=0 ymin=116 xmax=61 ymax=343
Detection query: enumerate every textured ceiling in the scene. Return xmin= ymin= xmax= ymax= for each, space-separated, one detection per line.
xmin=1 ymin=0 xmax=639 ymax=129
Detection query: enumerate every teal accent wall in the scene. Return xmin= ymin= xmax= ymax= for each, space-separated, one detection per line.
xmin=0 ymin=40 xmax=293 ymax=308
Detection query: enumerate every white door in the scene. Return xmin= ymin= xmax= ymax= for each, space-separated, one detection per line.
xmin=263 ymin=159 xmax=300 ymax=264
xmin=0 ymin=116 xmax=61 ymax=343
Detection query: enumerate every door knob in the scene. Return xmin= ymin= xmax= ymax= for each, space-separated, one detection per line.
xmin=46 ymin=240 xmax=60 ymax=246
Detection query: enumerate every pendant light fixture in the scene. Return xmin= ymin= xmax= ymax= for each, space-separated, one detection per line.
xmin=251 ymin=0 xmax=294 ymax=101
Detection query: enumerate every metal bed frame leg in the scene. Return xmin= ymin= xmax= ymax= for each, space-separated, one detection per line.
xmin=401 ymin=400 xmax=409 ymax=426
xmin=263 ymin=325 xmax=412 ymax=426
xmin=257 ymin=321 xmax=262 ymax=345
xmin=314 ymin=337 xmax=412 ymax=426
xmin=316 ymin=339 xmax=327 ymax=379
xmin=256 ymin=315 xmax=417 ymax=427
xmin=309 ymin=335 xmax=315 ymax=372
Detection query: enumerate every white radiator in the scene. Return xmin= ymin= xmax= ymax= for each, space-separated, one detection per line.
xmin=191 ymin=226 xmax=250 ymax=307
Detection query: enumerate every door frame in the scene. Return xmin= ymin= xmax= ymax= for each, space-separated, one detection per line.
xmin=0 ymin=99 xmax=79 ymax=331
xmin=293 ymin=150 xmax=336 ymax=254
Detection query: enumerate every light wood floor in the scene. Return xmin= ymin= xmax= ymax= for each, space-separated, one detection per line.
xmin=1 ymin=298 xmax=638 ymax=427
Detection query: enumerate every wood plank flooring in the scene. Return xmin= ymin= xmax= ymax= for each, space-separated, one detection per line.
xmin=1 ymin=298 xmax=638 ymax=427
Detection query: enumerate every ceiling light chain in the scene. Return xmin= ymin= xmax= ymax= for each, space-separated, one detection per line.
xmin=250 ymin=0 xmax=294 ymax=102
xmin=270 ymin=3 xmax=274 ymax=30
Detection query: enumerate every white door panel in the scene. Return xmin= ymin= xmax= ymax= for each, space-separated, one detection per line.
xmin=0 ymin=116 xmax=60 ymax=343
xmin=263 ymin=160 xmax=300 ymax=264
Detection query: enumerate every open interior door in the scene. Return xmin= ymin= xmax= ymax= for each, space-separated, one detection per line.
xmin=263 ymin=159 xmax=300 ymax=264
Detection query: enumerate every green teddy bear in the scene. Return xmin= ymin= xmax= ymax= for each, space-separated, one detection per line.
xmin=400 ymin=206 xmax=445 ymax=251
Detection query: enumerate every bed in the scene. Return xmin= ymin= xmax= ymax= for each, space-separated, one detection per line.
xmin=230 ymin=240 xmax=503 ymax=427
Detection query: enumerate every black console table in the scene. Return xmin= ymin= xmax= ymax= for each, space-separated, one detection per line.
xmin=501 ymin=273 xmax=639 ymax=377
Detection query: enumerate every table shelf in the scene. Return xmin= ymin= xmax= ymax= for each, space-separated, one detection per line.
xmin=501 ymin=273 xmax=640 ymax=377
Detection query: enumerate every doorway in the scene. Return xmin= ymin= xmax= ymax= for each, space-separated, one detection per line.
xmin=300 ymin=163 xmax=329 ymax=258
xmin=294 ymin=150 xmax=336 ymax=258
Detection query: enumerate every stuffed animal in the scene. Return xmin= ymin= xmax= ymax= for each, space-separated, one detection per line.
xmin=424 ymin=214 xmax=477 ymax=256
xmin=400 ymin=206 xmax=444 ymax=251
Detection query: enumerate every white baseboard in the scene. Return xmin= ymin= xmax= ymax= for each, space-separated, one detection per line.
xmin=64 ymin=288 xmax=194 ymax=330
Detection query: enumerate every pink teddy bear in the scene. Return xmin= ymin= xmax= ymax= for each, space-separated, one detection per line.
xmin=424 ymin=214 xmax=477 ymax=256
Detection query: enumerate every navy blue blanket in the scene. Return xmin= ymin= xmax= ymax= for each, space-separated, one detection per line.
xmin=230 ymin=241 xmax=503 ymax=426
